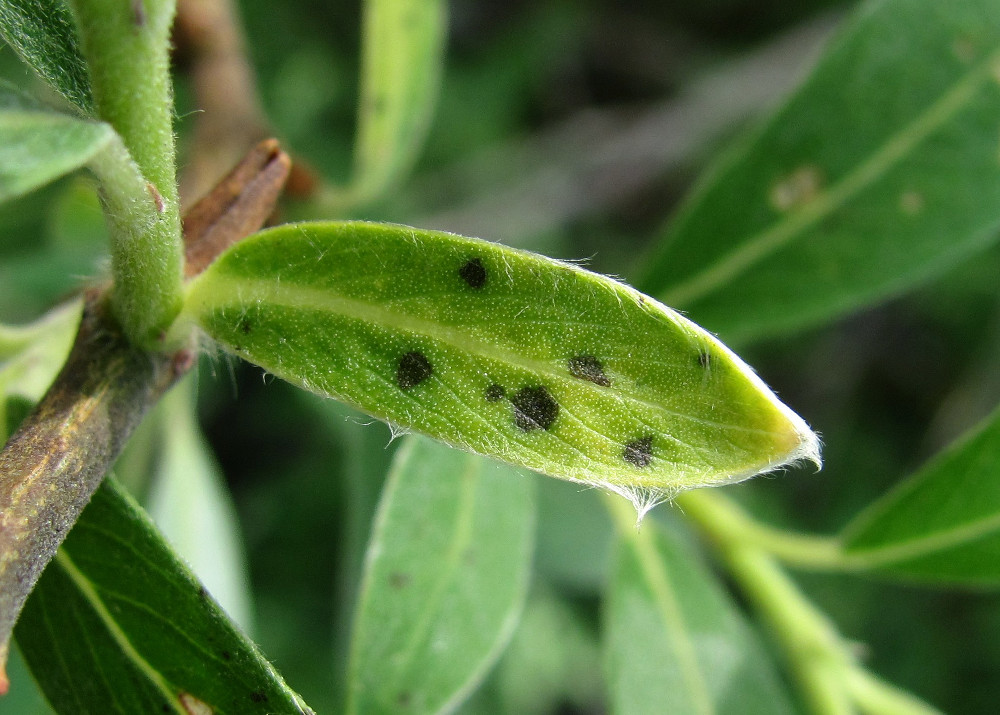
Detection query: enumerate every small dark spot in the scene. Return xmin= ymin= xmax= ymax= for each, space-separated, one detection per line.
xmin=397 ymin=691 xmax=413 ymax=708
xmin=397 ymin=351 xmax=433 ymax=390
xmin=162 ymin=705 xmax=171 ymax=713
xmin=623 ymin=436 xmax=654 ymax=468
xmin=240 ymin=317 xmax=252 ymax=334
xmin=250 ymin=690 xmax=268 ymax=703
xmin=132 ymin=0 xmax=147 ymax=26
xmin=221 ymin=650 xmax=232 ymax=661
xmin=485 ymin=383 xmax=506 ymax=402
xmin=459 ymin=258 xmax=487 ymax=289
xmin=198 ymin=586 xmax=209 ymax=599
xmin=389 ymin=572 xmax=411 ymax=589
xmin=512 ymin=386 xmax=559 ymax=431
xmin=568 ymin=355 xmax=611 ymax=387
xmin=697 ymin=350 xmax=711 ymax=369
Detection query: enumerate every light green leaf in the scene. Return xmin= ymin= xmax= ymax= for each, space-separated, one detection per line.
xmin=0 ymin=94 xmax=114 ymax=203
xmin=178 ymin=221 xmax=819 ymax=514
xmin=604 ymin=507 xmax=797 ymax=715
xmin=345 ymin=435 xmax=535 ymax=714
xmin=349 ymin=0 xmax=447 ymax=201
xmin=0 ymin=0 xmax=92 ymax=113
xmin=638 ymin=0 xmax=1000 ymax=342
xmin=14 ymin=478 xmax=312 ymax=714
xmin=147 ymin=376 xmax=255 ymax=632
xmin=0 ymin=299 xmax=80 ymax=399
xmin=840 ymin=403 xmax=1000 ymax=585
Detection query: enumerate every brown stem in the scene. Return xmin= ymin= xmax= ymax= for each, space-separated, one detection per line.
xmin=0 ymin=293 xmax=194 ymax=692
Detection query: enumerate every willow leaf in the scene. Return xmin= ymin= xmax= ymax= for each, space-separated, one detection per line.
xmin=345 ymin=435 xmax=534 ymax=714
xmin=178 ymin=221 xmax=819 ymax=513
xmin=638 ymin=0 xmax=1000 ymax=341
xmin=350 ymin=0 xmax=447 ymax=201
xmin=14 ymin=478 xmax=311 ymax=714
xmin=840 ymin=403 xmax=1000 ymax=585
xmin=0 ymin=0 xmax=92 ymax=113
xmin=0 ymin=95 xmax=114 ymax=203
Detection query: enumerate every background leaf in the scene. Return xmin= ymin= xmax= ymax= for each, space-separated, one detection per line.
xmin=0 ymin=0 xmax=92 ymax=113
xmin=180 ymin=221 xmax=818 ymax=510
xmin=14 ymin=478 xmax=311 ymax=715
xmin=0 ymin=91 xmax=113 ymax=203
xmin=345 ymin=434 xmax=535 ymax=714
xmin=147 ymin=376 xmax=255 ymax=631
xmin=349 ymin=0 xmax=447 ymax=202
xmin=637 ymin=0 xmax=1000 ymax=342
xmin=604 ymin=506 xmax=796 ymax=715
xmin=840 ymin=403 xmax=1000 ymax=585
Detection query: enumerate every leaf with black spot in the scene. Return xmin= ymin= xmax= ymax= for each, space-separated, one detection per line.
xmin=178 ymin=221 xmax=819 ymax=510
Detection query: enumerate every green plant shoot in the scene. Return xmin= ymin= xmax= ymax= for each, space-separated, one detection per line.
xmin=177 ymin=221 xmax=819 ymax=515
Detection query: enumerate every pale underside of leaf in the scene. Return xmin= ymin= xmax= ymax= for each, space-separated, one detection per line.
xmin=181 ymin=222 xmax=819 ymax=514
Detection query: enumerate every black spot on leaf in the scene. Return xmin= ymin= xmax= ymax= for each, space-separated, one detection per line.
xmin=459 ymin=258 xmax=487 ymax=288
xmin=397 ymin=351 xmax=433 ymax=389
xmin=512 ymin=386 xmax=559 ymax=431
xmin=239 ymin=317 xmax=252 ymax=334
xmin=389 ymin=572 xmax=411 ymax=589
xmin=250 ymin=690 xmax=268 ymax=703
xmin=485 ymin=383 xmax=506 ymax=402
xmin=568 ymin=355 xmax=611 ymax=386
xmin=623 ymin=436 xmax=654 ymax=468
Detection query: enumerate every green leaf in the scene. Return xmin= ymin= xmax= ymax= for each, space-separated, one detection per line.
xmin=14 ymin=478 xmax=312 ymax=714
xmin=350 ymin=0 xmax=447 ymax=201
xmin=0 ymin=0 xmax=93 ymax=113
xmin=604 ymin=511 xmax=796 ymax=715
xmin=345 ymin=435 xmax=535 ymax=714
xmin=840 ymin=403 xmax=1000 ymax=585
xmin=638 ymin=0 xmax=1000 ymax=341
xmin=0 ymin=94 xmax=114 ymax=203
xmin=0 ymin=300 xmax=80 ymax=401
xmin=178 ymin=221 xmax=819 ymax=513
xmin=147 ymin=376 xmax=255 ymax=632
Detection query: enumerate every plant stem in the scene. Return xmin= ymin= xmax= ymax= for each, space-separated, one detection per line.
xmin=670 ymin=489 xmax=942 ymax=715
xmin=69 ymin=0 xmax=183 ymax=347
xmin=0 ymin=292 xmax=192 ymax=689
xmin=677 ymin=488 xmax=851 ymax=570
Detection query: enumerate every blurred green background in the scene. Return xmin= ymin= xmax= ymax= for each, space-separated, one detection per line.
xmin=3 ymin=0 xmax=1000 ymax=712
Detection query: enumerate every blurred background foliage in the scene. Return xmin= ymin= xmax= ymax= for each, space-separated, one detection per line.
xmin=3 ymin=0 xmax=1000 ymax=712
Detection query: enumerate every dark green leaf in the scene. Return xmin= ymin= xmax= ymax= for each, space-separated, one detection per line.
xmin=345 ymin=435 xmax=535 ymax=714
xmin=841 ymin=403 xmax=1000 ymax=585
xmin=639 ymin=0 xmax=1000 ymax=341
xmin=14 ymin=478 xmax=312 ymax=714
xmin=604 ymin=513 xmax=796 ymax=715
xmin=179 ymin=221 xmax=819 ymax=513
xmin=0 ymin=89 xmax=113 ymax=202
xmin=0 ymin=0 xmax=92 ymax=112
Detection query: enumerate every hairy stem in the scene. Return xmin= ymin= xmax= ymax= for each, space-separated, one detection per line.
xmin=69 ymin=0 xmax=183 ymax=346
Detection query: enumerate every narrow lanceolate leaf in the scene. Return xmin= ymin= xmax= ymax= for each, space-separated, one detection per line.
xmin=638 ymin=0 xmax=1000 ymax=342
xmin=14 ymin=478 xmax=312 ymax=714
xmin=350 ymin=0 xmax=447 ymax=200
xmin=178 ymin=221 xmax=819 ymax=513
xmin=840 ymin=404 xmax=1000 ymax=585
xmin=0 ymin=0 xmax=93 ymax=113
xmin=345 ymin=435 xmax=535 ymax=714
xmin=0 ymin=90 xmax=114 ymax=203
xmin=604 ymin=501 xmax=796 ymax=715
xmin=147 ymin=376 xmax=254 ymax=632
